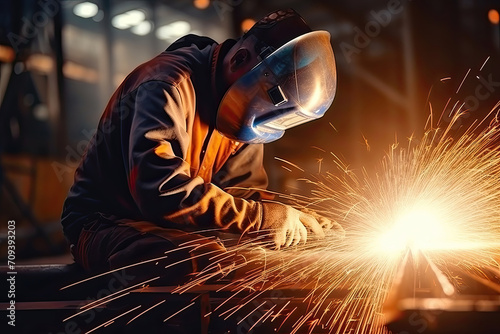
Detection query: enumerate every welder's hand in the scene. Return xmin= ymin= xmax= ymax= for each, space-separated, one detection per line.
xmin=301 ymin=208 xmax=345 ymax=239
xmin=260 ymin=202 xmax=325 ymax=249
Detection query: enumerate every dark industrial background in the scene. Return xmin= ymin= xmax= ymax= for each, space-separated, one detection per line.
xmin=1 ymin=0 xmax=499 ymax=262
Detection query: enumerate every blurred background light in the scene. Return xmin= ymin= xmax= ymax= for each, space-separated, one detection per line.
xmin=241 ymin=18 xmax=256 ymax=33
xmin=193 ymin=0 xmax=210 ymax=10
xmin=63 ymin=61 xmax=99 ymax=83
xmin=26 ymin=54 xmax=54 ymax=73
xmin=0 ymin=45 xmax=15 ymax=62
xmin=156 ymin=21 xmax=191 ymax=40
xmin=489 ymin=9 xmax=499 ymax=25
xmin=73 ymin=1 xmax=99 ymax=19
xmin=241 ymin=19 xmax=255 ymax=32
xmin=131 ymin=20 xmax=152 ymax=36
xmin=112 ymin=9 xmax=146 ymax=30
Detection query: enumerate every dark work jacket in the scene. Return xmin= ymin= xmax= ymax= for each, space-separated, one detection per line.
xmin=61 ymin=35 xmax=270 ymax=246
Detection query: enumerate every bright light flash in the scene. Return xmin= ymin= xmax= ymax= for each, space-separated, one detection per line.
xmin=375 ymin=207 xmax=453 ymax=253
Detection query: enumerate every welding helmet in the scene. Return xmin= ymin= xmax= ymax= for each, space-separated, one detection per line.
xmin=216 ymin=11 xmax=337 ymax=144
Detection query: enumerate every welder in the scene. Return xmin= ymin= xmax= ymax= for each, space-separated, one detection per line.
xmin=61 ymin=9 xmax=341 ymax=281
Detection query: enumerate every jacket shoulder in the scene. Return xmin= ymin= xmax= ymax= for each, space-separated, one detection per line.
xmin=119 ymin=37 xmax=216 ymax=97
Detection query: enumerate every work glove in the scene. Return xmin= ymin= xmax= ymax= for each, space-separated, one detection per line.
xmin=301 ymin=207 xmax=345 ymax=238
xmin=261 ymin=202 xmax=330 ymax=249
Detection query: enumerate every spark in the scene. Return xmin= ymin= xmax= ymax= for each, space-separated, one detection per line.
xmin=278 ymin=306 xmax=297 ymax=332
xmin=60 ymin=255 xmax=168 ymax=290
xmin=456 ymin=68 xmax=471 ymax=93
xmin=437 ymin=97 xmax=452 ymax=125
xmin=169 ymin=101 xmax=500 ymax=333
xmin=480 ymin=56 xmax=490 ymax=71
xmin=271 ymin=300 xmax=290 ymax=322
xmin=361 ymin=134 xmax=370 ymax=152
xmin=274 ymin=156 xmax=305 ymax=172
xmin=163 ymin=301 xmax=195 ymax=322
xmin=62 ymin=90 xmax=500 ymax=334
xmin=80 ymin=276 xmax=159 ymax=311
xmin=126 ymin=300 xmax=166 ymax=325
xmin=85 ymin=305 xmax=142 ymax=334
xmin=260 ymin=303 xmax=277 ymax=323
xmin=317 ymin=158 xmax=324 ymax=173
xmin=237 ymin=300 xmax=268 ymax=325
xmin=311 ymin=146 xmax=327 ymax=153
xmin=448 ymin=99 xmax=461 ymax=118
xmin=63 ymin=292 xmax=131 ymax=322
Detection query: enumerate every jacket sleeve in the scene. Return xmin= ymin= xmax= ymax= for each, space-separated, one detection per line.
xmin=213 ymin=143 xmax=274 ymax=201
xmin=124 ymin=80 xmax=263 ymax=233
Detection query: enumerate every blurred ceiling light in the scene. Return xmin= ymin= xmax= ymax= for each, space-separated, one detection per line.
xmin=112 ymin=10 xmax=146 ymax=30
xmin=131 ymin=20 xmax=152 ymax=36
xmin=26 ymin=54 xmax=54 ymax=73
xmin=0 ymin=45 xmax=15 ymax=63
xmin=156 ymin=21 xmax=191 ymax=40
xmin=489 ymin=9 xmax=499 ymax=25
xmin=193 ymin=0 xmax=210 ymax=10
xmin=241 ymin=18 xmax=256 ymax=33
xmin=24 ymin=54 xmax=98 ymax=83
xmin=63 ymin=61 xmax=99 ymax=83
xmin=73 ymin=2 xmax=99 ymax=18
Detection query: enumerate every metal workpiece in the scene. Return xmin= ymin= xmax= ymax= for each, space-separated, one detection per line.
xmin=384 ymin=250 xmax=500 ymax=334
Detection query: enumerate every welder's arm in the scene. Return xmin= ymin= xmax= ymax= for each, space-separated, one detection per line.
xmin=214 ymin=143 xmax=273 ymax=201
xmin=127 ymin=81 xmax=329 ymax=245
xmin=126 ymin=81 xmax=262 ymax=233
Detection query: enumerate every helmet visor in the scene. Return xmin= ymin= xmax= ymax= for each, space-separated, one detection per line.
xmin=216 ymin=30 xmax=337 ymax=143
